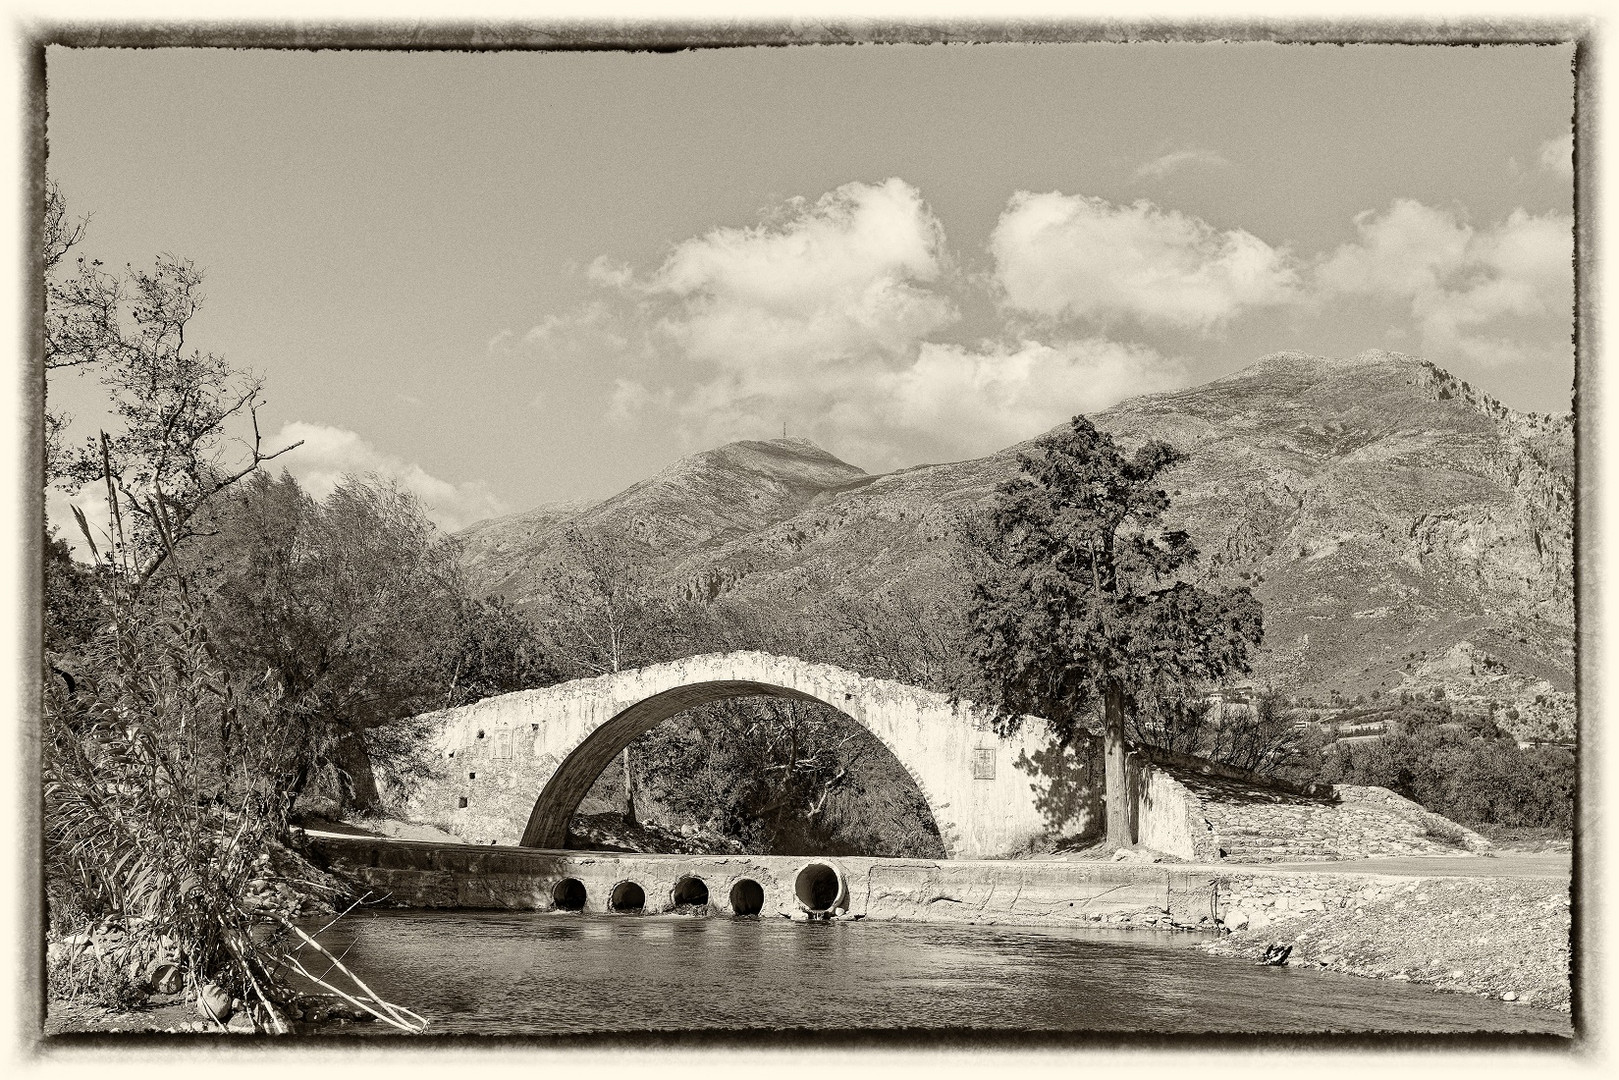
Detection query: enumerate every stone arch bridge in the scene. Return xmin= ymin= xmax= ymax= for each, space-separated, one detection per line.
xmin=404 ymin=651 xmax=1092 ymax=860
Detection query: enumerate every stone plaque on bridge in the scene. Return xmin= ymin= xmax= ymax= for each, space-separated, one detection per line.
xmin=972 ymin=748 xmax=996 ymax=780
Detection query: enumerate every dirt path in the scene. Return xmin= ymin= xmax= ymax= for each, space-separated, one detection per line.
xmin=1253 ymin=852 xmax=1570 ymax=880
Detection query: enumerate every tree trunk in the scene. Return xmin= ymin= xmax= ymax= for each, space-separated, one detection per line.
xmin=334 ymin=728 xmax=384 ymax=817
xmin=1104 ymin=682 xmax=1133 ymax=849
xmin=621 ymin=745 xmax=637 ymax=826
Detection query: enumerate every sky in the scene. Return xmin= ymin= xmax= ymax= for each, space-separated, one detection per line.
xmin=43 ymin=43 xmax=1576 ymax=533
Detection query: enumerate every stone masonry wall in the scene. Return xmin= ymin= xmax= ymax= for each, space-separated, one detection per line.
xmin=400 ymin=652 xmax=1073 ymax=859
xmin=1199 ymin=781 xmax=1492 ymax=861
xmin=1131 ymin=761 xmax=1490 ymax=862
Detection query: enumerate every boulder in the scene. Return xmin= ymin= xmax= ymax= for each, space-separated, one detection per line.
xmin=197 ymin=982 xmax=234 ymax=1024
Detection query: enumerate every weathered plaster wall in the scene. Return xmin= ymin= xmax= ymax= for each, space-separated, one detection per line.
xmin=1131 ymin=757 xmax=1222 ymax=861
xmin=404 ymin=652 xmax=1089 ymax=860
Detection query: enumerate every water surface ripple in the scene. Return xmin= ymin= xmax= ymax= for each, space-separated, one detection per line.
xmin=304 ymin=910 xmax=1571 ymax=1036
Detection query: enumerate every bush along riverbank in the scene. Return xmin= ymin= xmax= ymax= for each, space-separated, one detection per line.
xmin=43 ymin=841 xmax=424 ymax=1036
xmin=1204 ymin=872 xmax=1571 ymax=1011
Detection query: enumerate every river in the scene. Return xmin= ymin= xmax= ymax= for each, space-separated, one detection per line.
xmin=297 ymin=909 xmax=1571 ymax=1036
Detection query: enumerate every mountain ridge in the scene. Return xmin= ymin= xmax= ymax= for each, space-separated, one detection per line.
xmin=457 ymin=350 xmax=1574 ymax=739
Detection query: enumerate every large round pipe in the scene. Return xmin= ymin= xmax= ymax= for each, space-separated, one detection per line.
xmin=609 ymin=880 xmax=646 ymax=913
xmin=793 ymin=860 xmax=848 ymax=913
xmin=551 ymin=877 xmax=587 ymax=911
xmin=728 ymin=878 xmax=765 ymax=916
xmin=671 ymin=875 xmax=709 ymax=909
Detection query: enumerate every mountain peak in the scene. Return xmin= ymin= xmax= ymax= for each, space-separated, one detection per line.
xmin=668 ymin=437 xmax=865 ymax=484
xmin=1217 ymin=349 xmax=1432 ymax=385
xmin=699 ymin=436 xmax=861 ymax=472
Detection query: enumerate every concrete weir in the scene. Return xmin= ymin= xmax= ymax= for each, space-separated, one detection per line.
xmin=311 ymin=835 xmax=1221 ymax=930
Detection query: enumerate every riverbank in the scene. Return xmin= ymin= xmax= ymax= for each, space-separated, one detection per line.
xmin=44 ymin=985 xmax=390 ymax=1036
xmin=1203 ymin=870 xmax=1571 ymax=1012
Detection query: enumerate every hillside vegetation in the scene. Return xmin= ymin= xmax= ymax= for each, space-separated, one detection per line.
xmin=461 ymin=350 xmax=1574 ymax=742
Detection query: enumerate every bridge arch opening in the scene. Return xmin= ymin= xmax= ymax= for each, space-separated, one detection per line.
xmin=552 ymin=878 xmax=586 ymax=911
xmin=609 ymin=881 xmax=645 ymax=913
xmin=524 ymin=676 xmax=949 ymax=859
xmin=729 ymin=878 xmax=765 ymax=916
xmin=671 ymin=875 xmax=709 ymax=908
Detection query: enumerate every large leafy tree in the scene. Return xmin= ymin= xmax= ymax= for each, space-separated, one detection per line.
xmin=532 ymin=523 xmax=665 ymax=824
xmin=197 ymin=471 xmax=556 ymax=812
xmin=967 ymin=416 xmax=1264 ymax=847
xmin=45 ymin=179 xmax=300 ymax=581
xmin=40 ymin=185 xmax=424 ymax=1028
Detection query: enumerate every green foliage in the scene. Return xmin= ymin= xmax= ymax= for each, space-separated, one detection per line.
xmin=47 ymin=948 xmax=148 ymax=1013
xmin=190 ymin=471 xmax=555 ymax=812
xmin=40 ymin=187 xmax=439 ymax=1030
xmin=629 ymin=698 xmax=944 ymax=858
xmin=1318 ymin=727 xmax=1573 ymax=830
xmin=965 ymin=415 xmax=1263 ymax=744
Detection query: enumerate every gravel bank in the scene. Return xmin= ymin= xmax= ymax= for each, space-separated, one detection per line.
xmin=1203 ymin=874 xmax=1571 ymax=1011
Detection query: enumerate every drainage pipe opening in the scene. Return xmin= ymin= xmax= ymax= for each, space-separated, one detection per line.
xmin=609 ymin=881 xmax=646 ymax=913
xmin=551 ymin=878 xmax=587 ymax=911
xmin=729 ymin=878 xmax=765 ymax=917
xmin=793 ymin=861 xmax=847 ymax=913
xmin=671 ymin=876 xmax=709 ymax=908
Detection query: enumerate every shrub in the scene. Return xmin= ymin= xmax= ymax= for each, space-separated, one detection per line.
xmin=1316 ymin=728 xmax=1573 ymax=830
xmin=47 ymin=947 xmax=147 ymax=1013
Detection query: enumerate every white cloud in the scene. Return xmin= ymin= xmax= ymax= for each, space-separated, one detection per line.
xmin=642 ymin=335 xmax=1184 ymax=471
xmin=44 ymin=423 xmax=510 ymax=556
xmin=486 ymin=329 xmax=517 ymax=358
xmin=605 ymin=378 xmax=655 ymax=428
xmin=991 ymin=190 xmax=1299 ymax=330
xmin=869 ymin=338 xmax=1187 ymax=456
xmin=644 ymin=177 xmax=957 ymax=372
xmin=1538 ymin=133 xmax=1574 ymax=179
xmin=1133 ymin=148 xmax=1233 ymax=182
xmin=271 ymin=421 xmax=508 ymax=533
xmin=585 ymin=255 xmax=635 ymax=290
xmin=1315 ymin=199 xmax=1572 ymax=367
xmin=521 ymin=300 xmax=633 ymax=362
xmin=550 ymin=181 xmax=1200 ymax=465
xmin=515 ymin=178 xmax=1570 ymax=475
xmin=46 ymin=483 xmax=113 ymax=562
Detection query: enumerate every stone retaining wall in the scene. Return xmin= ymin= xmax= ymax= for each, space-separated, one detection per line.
xmin=1131 ymin=760 xmax=1491 ymax=862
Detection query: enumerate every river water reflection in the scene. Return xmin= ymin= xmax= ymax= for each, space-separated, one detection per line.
xmin=304 ymin=910 xmax=1570 ymax=1036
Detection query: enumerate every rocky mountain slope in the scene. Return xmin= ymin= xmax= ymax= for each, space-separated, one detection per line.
xmin=458 ymin=350 xmax=1575 ymax=739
